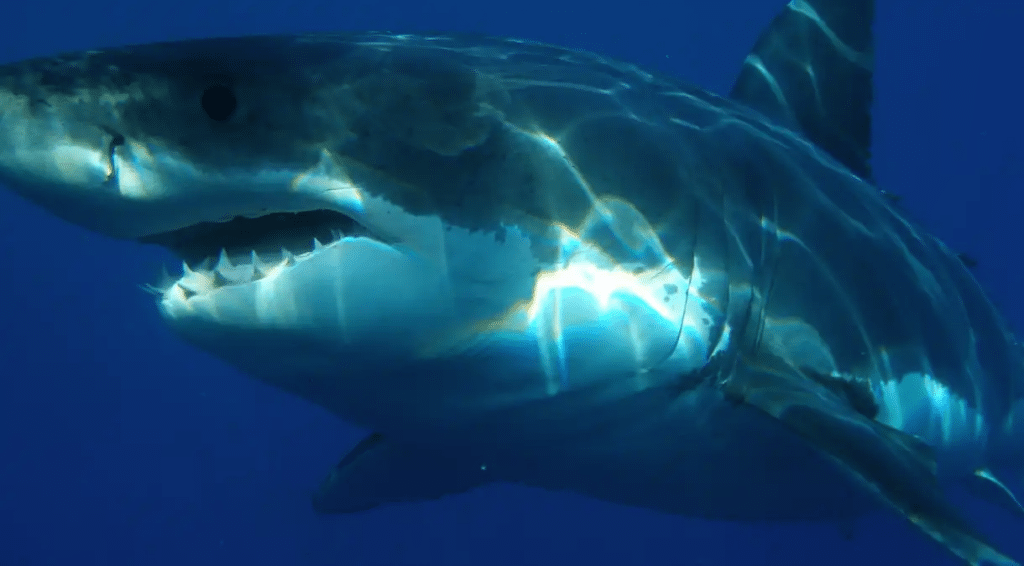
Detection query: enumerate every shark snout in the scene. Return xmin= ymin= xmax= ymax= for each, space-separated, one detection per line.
xmin=0 ymin=125 xmax=131 ymax=233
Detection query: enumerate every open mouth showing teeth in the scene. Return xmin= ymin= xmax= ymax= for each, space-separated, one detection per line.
xmin=141 ymin=209 xmax=372 ymax=267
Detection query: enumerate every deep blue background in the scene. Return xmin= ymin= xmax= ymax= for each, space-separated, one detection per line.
xmin=1 ymin=1 xmax=1022 ymax=565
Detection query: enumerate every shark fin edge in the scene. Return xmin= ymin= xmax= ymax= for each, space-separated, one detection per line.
xmin=963 ymin=468 xmax=1024 ymax=520
xmin=312 ymin=433 xmax=493 ymax=514
xmin=722 ymin=360 xmax=1019 ymax=566
xmin=730 ymin=0 xmax=875 ymax=181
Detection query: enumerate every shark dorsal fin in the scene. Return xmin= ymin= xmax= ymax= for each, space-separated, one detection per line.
xmin=730 ymin=0 xmax=875 ymax=180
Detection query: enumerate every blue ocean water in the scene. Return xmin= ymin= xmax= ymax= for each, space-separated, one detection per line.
xmin=0 ymin=0 xmax=1021 ymax=564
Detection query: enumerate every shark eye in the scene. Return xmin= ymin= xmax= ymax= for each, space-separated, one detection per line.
xmin=201 ymin=84 xmax=237 ymax=121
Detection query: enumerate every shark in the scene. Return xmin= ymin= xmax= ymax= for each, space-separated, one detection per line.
xmin=0 ymin=0 xmax=1020 ymax=563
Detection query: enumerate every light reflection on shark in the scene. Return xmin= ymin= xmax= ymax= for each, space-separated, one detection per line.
xmin=0 ymin=0 xmax=1020 ymax=563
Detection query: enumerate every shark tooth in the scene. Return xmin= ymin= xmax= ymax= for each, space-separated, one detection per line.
xmin=251 ymin=250 xmax=269 ymax=279
xmin=313 ymin=237 xmax=325 ymax=252
xmin=279 ymin=248 xmax=295 ymax=267
xmin=212 ymin=269 xmax=232 ymax=288
xmin=216 ymin=249 xmax=234 ymax=271
xmin=177 ymin=283 xmax=198 ymax=300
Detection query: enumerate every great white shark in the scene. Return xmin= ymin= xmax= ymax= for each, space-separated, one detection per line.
xmin=0 ymin=0 xmax=1020 ymax=564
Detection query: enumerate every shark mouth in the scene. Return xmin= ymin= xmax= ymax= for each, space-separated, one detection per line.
xmin=142 ymin=209 xmax=373 ymax=266
xmin=140 ymin=209 xmax=375 ymax=294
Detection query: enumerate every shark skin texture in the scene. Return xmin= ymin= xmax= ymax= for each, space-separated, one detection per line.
xmin=0 ymin=1 xmax=1020 ymax=564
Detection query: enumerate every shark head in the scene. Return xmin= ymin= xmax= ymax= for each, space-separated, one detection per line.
xmin=0 ymin=34 xmax=719 ymax=429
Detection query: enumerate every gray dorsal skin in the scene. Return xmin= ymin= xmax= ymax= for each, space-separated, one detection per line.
xmin=722 ymin=3 xmax=1013 ymax=562
xmin=302 ymin=2 xmax=1013 ymax=559
xmin=730 ymin=0 xmax=874 ymax=180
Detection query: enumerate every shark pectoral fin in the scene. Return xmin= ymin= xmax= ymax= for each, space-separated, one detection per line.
xmin=311 ymin=433 xmax=492 ymax=514
xmin=964 ymin=469 xmax=1024 ymax=520
xmin=723 ymin=367 xmax=1019 ymax=566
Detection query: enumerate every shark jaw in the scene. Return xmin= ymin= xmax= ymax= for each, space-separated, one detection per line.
xmin=140 ymin=203 xmax=458 ymax=342
xmin=142 ymin=208 xmax=379 ymax=301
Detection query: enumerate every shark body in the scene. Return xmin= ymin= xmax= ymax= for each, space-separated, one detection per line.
xmin=0 ymin=0 xmax=1021 ymax=563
